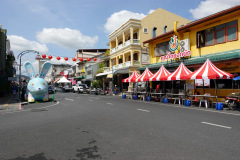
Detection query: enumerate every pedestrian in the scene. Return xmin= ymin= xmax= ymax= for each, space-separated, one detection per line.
xmin=12 ymin=84 xmax=17 ymax=96
xmin=114 ymin=85 xmax=118 ymax=95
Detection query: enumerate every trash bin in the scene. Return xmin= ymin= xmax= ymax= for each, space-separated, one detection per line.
xmin=163 ymin=98 xmax=168 ymax=103
xmin=122 ymin=94 xmax=126 ymax=99
xmin=147 ymin=96 xmax=151 ymax=101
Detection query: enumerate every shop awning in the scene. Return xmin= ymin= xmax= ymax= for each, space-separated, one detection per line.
xmin=72 ymin=76 xmax=85 ymax=79
xmin=96 ymin=70 xmax=115 ymax=77
xmin=106 ymin=74 xmax=113 ymax=78
xmin=138 ymin=49 xmax=240 ymax=71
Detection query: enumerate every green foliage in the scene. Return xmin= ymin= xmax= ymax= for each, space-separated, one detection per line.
xmin=92 ymin=80 xmax=100 ymax=88
xmin=98 ymin=62 xmax=105 ymax=68
xmin=104 ymin=49 xmax=110 ymax=57
xmin=96 ymin=68 xmax=104 ymax=74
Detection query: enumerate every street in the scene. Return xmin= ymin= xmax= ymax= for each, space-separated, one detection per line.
xmin=0 ymin=92 xmax=240 ymax=160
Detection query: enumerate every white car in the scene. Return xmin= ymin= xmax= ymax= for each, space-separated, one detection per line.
xmin=73 ymin=84 xmax=90 ymax=94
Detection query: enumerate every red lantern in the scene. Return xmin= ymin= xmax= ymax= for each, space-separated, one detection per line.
xmin=94 ymin=58 xmax=97 ymax=61
xmin=79 ymin=58 xmax=83 ymax=61
xmin=87 ymin=58 xmax=91 ymax=61
xmin=57 ymin=56 xmax=61 ymax=60
xmin=72 ymin=58 xmax=76 ymax=61
xmin=42 ymin=54 xmax=46 ymax=58
xmin=48 ymin=55 xmax=53 ymax=59
xmin=64 ymin=57 xmax=68 ymax=61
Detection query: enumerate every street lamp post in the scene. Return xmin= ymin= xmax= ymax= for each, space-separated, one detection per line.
xmin=17 ymin=50 xmax=40 ymax=101
xmin=111 ymin=59 xmax=114 ymax=95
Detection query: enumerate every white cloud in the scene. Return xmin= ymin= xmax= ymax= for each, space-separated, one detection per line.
xmin=8 ymin=35 xmax=48 ymax=53
xmin=36 ymin=28 xmax=99 ymax=49
xmin=104 ymin=10 xmax=146 ymax=34
xmin=148 ymin=9 xmax=155 ymax=14
xmin=189 ymin=0 xmax=240 ymax=19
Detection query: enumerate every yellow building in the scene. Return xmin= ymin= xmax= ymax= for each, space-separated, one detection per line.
xmin=102 ymin=8 xmax=190 ymax=91
xmin=141 ymin=5 xmax=240 ymax=101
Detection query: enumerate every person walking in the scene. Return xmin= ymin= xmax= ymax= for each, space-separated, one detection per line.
xmin=12 ymin=84 xmax=17 ymax=97
xmin=114 ymin=85 xmax=118 ymax=95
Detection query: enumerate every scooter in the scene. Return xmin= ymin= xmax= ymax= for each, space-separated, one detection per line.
xmin=225 ymin=93 xmax=240 ymax=110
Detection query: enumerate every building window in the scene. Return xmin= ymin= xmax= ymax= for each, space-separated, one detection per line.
xmin=197 ymin=20 xmax=238 ymax=48
xmin=155 ymin=41 xmax=169 ymax=56
xmin=143 ymin=28 xmax=148 ymax=33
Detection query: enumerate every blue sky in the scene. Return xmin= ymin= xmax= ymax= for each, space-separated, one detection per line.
xmin=1 ymin=0 xmax=239 ymax=71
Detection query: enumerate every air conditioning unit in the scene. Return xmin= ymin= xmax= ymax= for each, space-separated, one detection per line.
xmin=180 ymin=39 xmax=190 ymax=52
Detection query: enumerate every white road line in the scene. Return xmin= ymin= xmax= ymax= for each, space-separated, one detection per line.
xmin=107 ymin=103 xmax=113 ymax=105
xmin=88 ymin=99 xmax=93 ymax=101
xmin=137 ymin=109 xmax=150 ymax=112
xmin=65 ymin=98 xmax=74 ymax=101
xmin=201 ymin=122 xmax=232 ymax=129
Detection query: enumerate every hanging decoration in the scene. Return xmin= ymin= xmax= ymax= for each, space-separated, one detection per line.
xmin=48 ymin=55 xmax=53 ymax=59
xmin=40 ymin=54 xmax=98 ymax=62
xmin=42 ymin=54 xmax=46 ymax=58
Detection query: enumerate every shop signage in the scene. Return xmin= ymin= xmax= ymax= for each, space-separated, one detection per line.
xmin=161 ymin=50 xmax=191 ymax=62
xmin=169 ymin=35 xmax=179 ymax=52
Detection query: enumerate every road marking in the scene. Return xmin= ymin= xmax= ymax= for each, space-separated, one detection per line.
xmin=201 ymin=122 xmax=232 ymax=129
xmin=107 ymin=103 xmax=113 ymax=105
xmin=65 ymin=98 xmax=74 ymax=101
xmin=89 ymin=99 xmax=93 ymax=101
xmin=137 ymin=109 xmax=150 ymax=112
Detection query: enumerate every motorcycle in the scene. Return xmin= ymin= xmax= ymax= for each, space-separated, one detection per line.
xmin=95 ymin=88 xmax=105 ymax=95
xmin=225 ymin=92 xmax=240 ymax=110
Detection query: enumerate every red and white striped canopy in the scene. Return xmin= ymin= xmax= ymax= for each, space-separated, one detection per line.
xmin=149 ymin=65 xmax=171 ymax=81
xmin=186 ymin=58 xmax=233 ymax=80
xmin=167 ymin=62 xmax=192 ymax=80
xmin=135 ymin=68 xmax=153 ymax=82
xmin=122 ymin=70 xmax=140 ymax=82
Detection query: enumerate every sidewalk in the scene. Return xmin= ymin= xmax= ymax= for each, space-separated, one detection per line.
xmin=0 ymin=94 xmax=21 ymax=112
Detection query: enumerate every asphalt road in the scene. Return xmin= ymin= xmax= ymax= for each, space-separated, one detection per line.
xmin=0 ymin=92 xmax=240 ymax=160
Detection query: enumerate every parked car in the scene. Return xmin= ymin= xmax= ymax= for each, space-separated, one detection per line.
xmin=48 ymin=85 xmax=55 ymax=94
xmin=73 ymin=84 xmax=90 ymax=94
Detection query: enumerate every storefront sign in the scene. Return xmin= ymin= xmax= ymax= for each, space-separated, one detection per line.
xmin=141 ymin=54 xmax=150 ymax=64
xmin=169 ymin=35 xmax=179 ymax=52
xmin=161 ymin=50 xmax=191 ymax=62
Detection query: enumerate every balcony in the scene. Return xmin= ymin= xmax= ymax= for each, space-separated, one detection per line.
xmin=103 ymin=67 xmax=110 ymax=73
xmin=111 ymin=47 xmax=117 ymax=53
xmin=110 ymin=39 xmax=141 ymax=54
xmin=117 ymin=63 xmax=123 ymax=69
xmin=124 ymin=61 xmax=131 ymax=67
xmin=118 ymin=44 xmax=123 ymax=50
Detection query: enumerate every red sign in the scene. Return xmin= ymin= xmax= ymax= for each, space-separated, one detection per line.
xmin=60 ymin=72 xmax=64 ymax=76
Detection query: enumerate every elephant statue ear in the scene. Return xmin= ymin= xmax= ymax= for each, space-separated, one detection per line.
xmin=39 ymin=61 xmax=51 ymax=79
xmin=24 ymin=61 xmax=36 ymax=79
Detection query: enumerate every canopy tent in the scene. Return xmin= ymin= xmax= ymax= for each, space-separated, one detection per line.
xmin=57 ymin=76 xmax=71 ymax=83
xmin=135 ymin=68 xmax=153 ymax=82
xmin=185 ymin=58 xmax=234 ymax=104
xmin=186 ymin=58 xmax=233 ymax=80
xmin=166 ymin=62 xmax=192 ymax=81
xmin=122 ymin=70 xmax=140 ymax=82
xmin=149 ymin=65 xmax=171 ymax=81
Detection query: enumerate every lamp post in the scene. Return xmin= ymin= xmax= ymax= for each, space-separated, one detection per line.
xmin=17 ymin=50 xmax=40 ymax=101
xmin=111 ymin=59 xmax=114 ymax=95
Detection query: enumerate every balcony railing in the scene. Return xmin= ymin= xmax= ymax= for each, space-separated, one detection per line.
xmin=133 ymin=39 xmax=140 ymax=44
xmin=110 ymin=39 xmax=140 ymax=54
xmin=117 ymin=63 xmax=123 ymax=69
xmin=124 ymin=61 xmax=131 ymax=67
xmin=118 ymin=44 xmax=123 ymax=50
xmin=103 ymin=67 xmax=110 ymax=73
xmin=133 ymin=60 xmax=140 ymax=65
xmin=125 ymin=40 xmax=131 ymax=46
xmin=111 ymin=47 xmax=116 ymax=53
